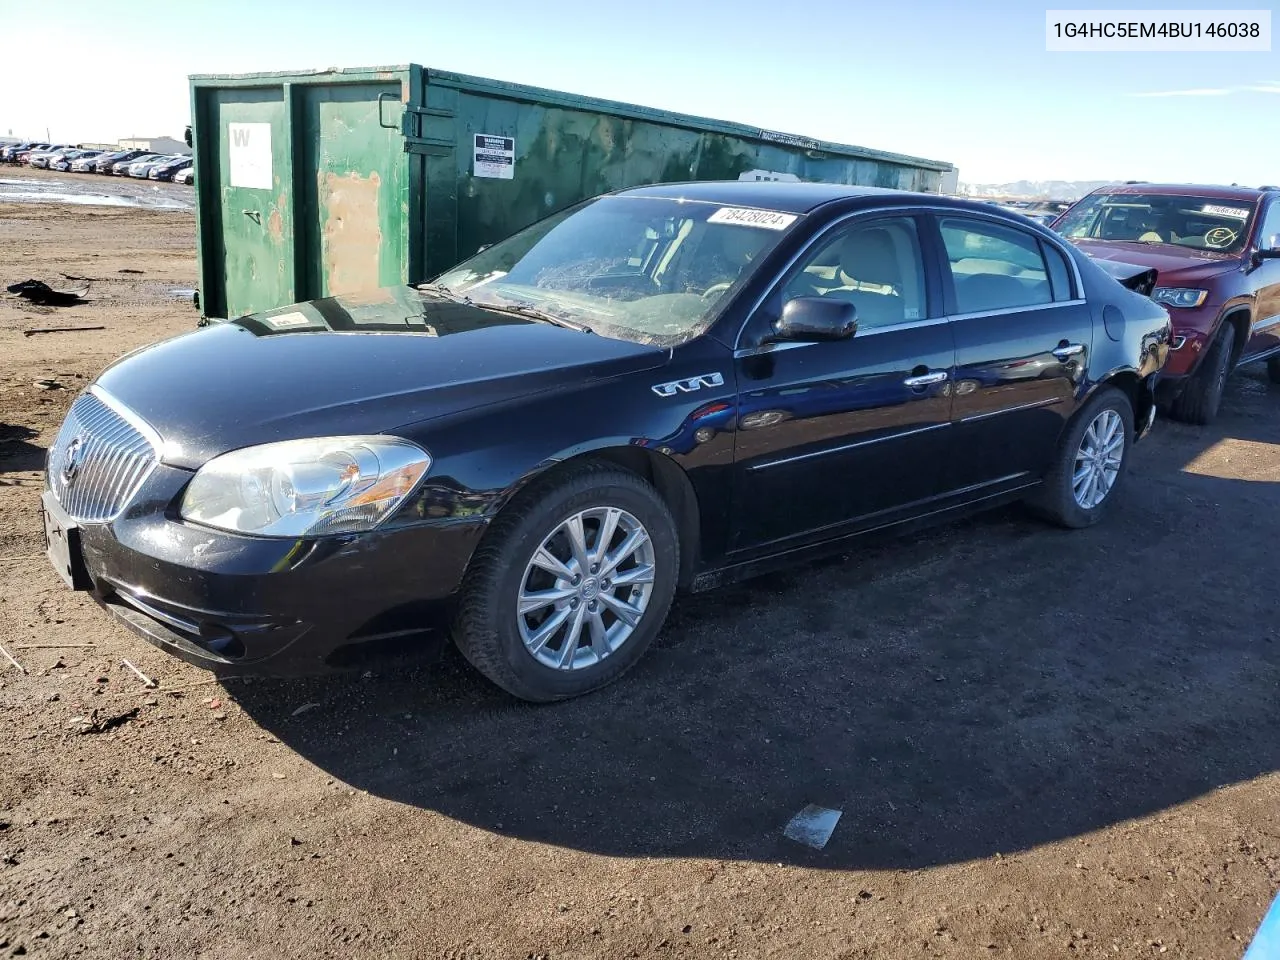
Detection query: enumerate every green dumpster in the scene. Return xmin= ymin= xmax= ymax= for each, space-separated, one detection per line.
xmin=189 ymin=65 xmax=954 ymax=321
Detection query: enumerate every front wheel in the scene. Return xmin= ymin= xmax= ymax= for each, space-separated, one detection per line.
xmin=1170 ymin=324 xmax=1233 ymax=425
xmin=453 ymin=464 xmax=679 ymax=702
xmin=1028 ymin=386 xmax=1134 ymax=529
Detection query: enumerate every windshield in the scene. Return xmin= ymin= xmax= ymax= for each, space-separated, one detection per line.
xmin=1056 ymin=192 xmax=1257 ymax=253
xmin=430 ymin=195 xmax=800 ymax=345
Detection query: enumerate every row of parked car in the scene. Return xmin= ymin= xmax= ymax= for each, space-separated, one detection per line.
xmin=0 ymin=142 xmax=194 ymax=183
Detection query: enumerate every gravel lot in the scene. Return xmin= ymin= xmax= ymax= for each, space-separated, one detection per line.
xmin=1 ymin=170 xmax=1278 ymax=960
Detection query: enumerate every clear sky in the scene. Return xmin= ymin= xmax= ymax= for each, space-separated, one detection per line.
xmin=2 ymin=0 xmax=1277 ymax=185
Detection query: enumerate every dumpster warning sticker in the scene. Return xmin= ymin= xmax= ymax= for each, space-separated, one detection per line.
xmin=228 ymin=122 xmax=273 ymax=190
xmin=473 ymin=134 xmax=515 ymax=180
xmin=707 ymin=207 xmax=798 ymax=230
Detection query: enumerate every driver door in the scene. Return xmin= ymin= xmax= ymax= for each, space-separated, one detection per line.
xmin=1247 ymin=198 xmax=1280 ymax=358
xmin=729 ymin=214 xmax=956 ymax=552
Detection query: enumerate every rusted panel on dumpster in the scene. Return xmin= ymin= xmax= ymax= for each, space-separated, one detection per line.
xmin=320 ymin=170 xmax=384 ymax=295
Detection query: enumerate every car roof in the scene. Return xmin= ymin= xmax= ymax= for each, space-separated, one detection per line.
xmin=613 ymin=180 xmax=1007 ymax=215
xmin=1090 ymin=182 xmax=1274 ymax=202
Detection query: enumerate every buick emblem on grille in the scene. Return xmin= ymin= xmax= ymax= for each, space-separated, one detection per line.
xmin=61 ymin=436 xmax=85 ymax=486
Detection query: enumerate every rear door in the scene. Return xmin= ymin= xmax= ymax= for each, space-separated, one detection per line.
xmin=1246 ymin=197 xmax=1280 ymax=359
xmin=730 ymin=214 xmax=956 ymax=551
xmin=935 ymin=215 xmax=1095 ymax=492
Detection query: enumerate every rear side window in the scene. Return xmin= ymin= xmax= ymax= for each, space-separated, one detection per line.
xmin=940 ymin=218 xmax=1054 ymax=314
xmin=1042 ymin=241 xmax=1075 ymax=301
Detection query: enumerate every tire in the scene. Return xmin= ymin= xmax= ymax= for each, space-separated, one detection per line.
xmin=452 ymin=462 xmax=679 ymax=702
xmin=1170 ymin=323 xmax=1234 ymax=425
xmin=1267 ymin=355 xmax=1280 ymax=385
xmin=1028 ymin=386 xmax=1134 ymax=529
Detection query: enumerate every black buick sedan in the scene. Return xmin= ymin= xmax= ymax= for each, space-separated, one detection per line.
xmin=41 ymin=183 xmax=1171 ymax=701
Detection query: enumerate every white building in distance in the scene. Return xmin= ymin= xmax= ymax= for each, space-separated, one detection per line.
xmin=118 ymin=136 xmax=190 ymax=156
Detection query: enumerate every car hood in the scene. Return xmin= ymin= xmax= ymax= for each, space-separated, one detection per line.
xmin=95 ymin=287 xmax=669 ymax=469
xmin=1072 ymin=239 xmax=1241 ymax=286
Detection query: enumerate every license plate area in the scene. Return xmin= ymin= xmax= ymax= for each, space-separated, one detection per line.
xmin=42 ymin=491 xmax=91 ymax=591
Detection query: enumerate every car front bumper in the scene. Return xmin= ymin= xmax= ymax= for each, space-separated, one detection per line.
xmin=46 ymin=464 xmax=487 ymax=675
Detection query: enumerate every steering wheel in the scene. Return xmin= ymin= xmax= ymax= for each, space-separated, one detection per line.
xmin=701 ymin=281 xmax=734 ymax=301
xmin=1205 ymin=226 xmax=1237 ymax=249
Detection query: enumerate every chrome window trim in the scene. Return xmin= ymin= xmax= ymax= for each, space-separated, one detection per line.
xmin=747 ymin=422 xmax=950 ymax=471
xmin=948 ymin=298 xmax=1087 ymax=323
xmin=732 ymin=203 xmax=1087 ymax=352
xmin=731 ymin=315 xmax=953 ymax=358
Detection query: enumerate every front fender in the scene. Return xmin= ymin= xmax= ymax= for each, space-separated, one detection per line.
xmin=389 ymin=356 xmax=738 ymax=526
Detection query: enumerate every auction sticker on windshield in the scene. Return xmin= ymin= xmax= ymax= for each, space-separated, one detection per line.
xmin=707 ymin=207 xmax=798 ymax=230
xmin=1203 ymin=204 xmax=1250 ymax=219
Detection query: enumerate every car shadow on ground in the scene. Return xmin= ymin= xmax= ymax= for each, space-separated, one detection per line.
xmin=0 ymin=425 xmax=44 ymax=478
xmin=230 ymin=368 xmax=1280 ymax=870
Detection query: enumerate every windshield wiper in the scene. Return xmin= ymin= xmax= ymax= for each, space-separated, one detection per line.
xmin=475 ymin=300 xmax=595 ymax=333
xmin=415 ymin=282 xmax=471 ymax=303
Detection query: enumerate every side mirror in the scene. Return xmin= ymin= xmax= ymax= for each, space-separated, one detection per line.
xmin=771 ymin=296 xmax=857 ymax=343
xmin=1253 ymin=236 xmax=1280 ymax=265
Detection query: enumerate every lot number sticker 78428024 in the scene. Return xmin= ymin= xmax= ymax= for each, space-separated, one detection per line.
xmin=707 ymin=207 xmax=798 ymax=230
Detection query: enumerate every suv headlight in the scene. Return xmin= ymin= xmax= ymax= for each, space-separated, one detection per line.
xmin=180 ymin=436 xmax=430 ymax=537
xmin=1152 ymin=287 xmax=1208 ymax=309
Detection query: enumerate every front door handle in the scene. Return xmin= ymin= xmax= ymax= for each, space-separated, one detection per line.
xmin=1053 ymin=342 xmax=1085 ymax=361
xmin=903 ymin=370 xmax=948 ymax=388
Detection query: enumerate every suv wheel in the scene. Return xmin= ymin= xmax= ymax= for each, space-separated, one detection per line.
xmin=1029 ymin=386 xmax=1134 ymax=529
xmin=453 ymin=463 xmax=679 ymax=702
xmin=1170 ymin=324 xmax=1234 ymax=425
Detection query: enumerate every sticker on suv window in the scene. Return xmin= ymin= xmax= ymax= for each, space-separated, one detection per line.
xmin=707 ymin=207 xmax=798 ymax=230
xmin=1202 ymin=204 xmax=1250 ymax=220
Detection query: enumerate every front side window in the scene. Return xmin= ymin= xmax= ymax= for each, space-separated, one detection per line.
xmin=779 ymin=217 xmax=929 ymax=330
xmin=940 ymin=218 xmax=1054 ymax=313
xmin=1055 ymin=192 xmax=1258 ymax=254
xmin=432 ymin=196 xmax=799 ymax=346
xmin=1257 ymin=200 xmax=1280 ymax=251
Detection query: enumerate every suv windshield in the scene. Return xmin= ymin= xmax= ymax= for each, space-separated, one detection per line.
xmin=1056 ymin=192 xmax=1257 ymax=253
xmin=430 ymin=195 xmax=800 ymax=345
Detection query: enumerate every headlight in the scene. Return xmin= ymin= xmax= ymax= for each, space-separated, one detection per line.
xmin=180 ymin=436 xmax=430 ymax=537
xmin=1152 ymin=287 xmax=1208 ymax=309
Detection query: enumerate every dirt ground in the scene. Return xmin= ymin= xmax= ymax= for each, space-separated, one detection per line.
xmin=1 ymin=170 xmax=1278 ymax=960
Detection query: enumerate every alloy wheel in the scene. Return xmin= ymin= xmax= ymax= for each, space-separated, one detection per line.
xmin=517 ymin=507 xmax=657 ymax=670
xmin=1072 ymin=408 xmax=1124 ymax=509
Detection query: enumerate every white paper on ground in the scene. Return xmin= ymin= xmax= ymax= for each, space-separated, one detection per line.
xmin=783 ymin=804 xmax=842 ymax=850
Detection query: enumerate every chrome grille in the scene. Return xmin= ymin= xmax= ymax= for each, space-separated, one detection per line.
xmin=46 ymin=388 xmax=159 ymax=523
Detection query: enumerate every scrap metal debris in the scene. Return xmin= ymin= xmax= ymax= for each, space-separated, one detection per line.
xmin=23 ymin=326 xmax=105 ymax=337
xmin=73 ymin=707 xmax=140 ymax=735
xmin=120 ymin=658 xmax=157 ymax=688
xmin=6 ymin=279 xmax=89 ymax=306
xmin=0 ymin=642 xmax=27 ymax=674
xmin=783 ymin=804 xmax=843 ymax=850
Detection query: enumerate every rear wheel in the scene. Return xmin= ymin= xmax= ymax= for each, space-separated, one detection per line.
xmin=1029 ymin=386 xmax=1134 ymax=529
xmin=453 ymin=463 xmax=679 ymax=702
xmin=1170 ymin=323 xmax=1234 ymax=425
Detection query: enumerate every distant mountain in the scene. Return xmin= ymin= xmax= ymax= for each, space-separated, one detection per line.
xmin=958 ymin=180 xmax=1118 ymax=201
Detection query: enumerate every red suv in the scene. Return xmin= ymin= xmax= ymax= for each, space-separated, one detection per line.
xmin=1053 ymin=183 xmax=1280 ymax=423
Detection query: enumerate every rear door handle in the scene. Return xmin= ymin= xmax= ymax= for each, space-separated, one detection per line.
xmin=1052 ymin=343 xmax=1085 ymax=361
xmin=903 ymin=370 xmax=948 ymax=388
